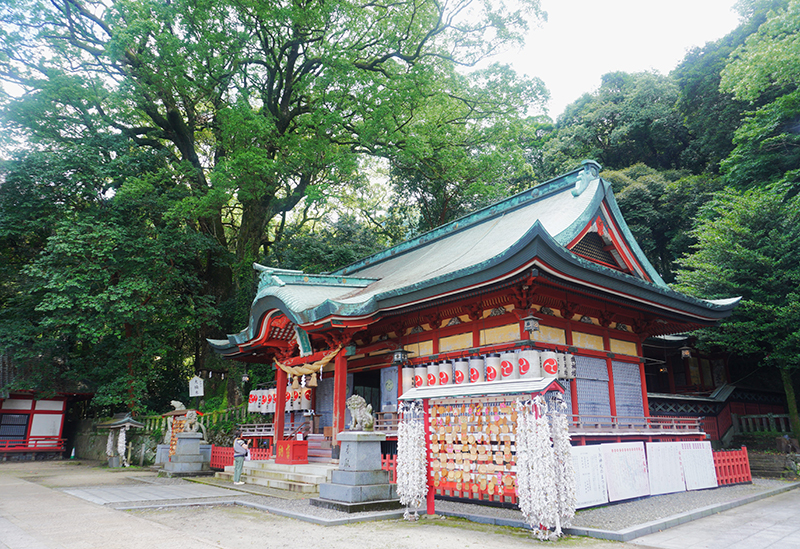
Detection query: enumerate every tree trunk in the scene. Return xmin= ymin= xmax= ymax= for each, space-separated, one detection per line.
xmin=779 ymin=367 xmax=800 ymax=441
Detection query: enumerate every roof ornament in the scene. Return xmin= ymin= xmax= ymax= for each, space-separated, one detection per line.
xmin=572 ymin=160 xmax=601 ymax=197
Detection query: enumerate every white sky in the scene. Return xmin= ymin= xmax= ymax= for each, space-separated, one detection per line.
xmin=509 ymin=0 xmax=742 ymax=119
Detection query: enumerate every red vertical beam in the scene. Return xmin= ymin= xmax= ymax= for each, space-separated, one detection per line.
xmin=333 ymin=349 xmax=348 ymax=444
xmin=603 ymin=331 xmax=617 ymax=417
xmin=607 ymin=358 xmax=617 ymax=417
xmin=273 ymin=366 xmax=287 ymax=447
xmin=566 ymin=325 xmax=580 ymax=418
xmin=273 ymin=368 xmax=287 ymax=448
xmin=424 ymin=398 xmax=435 ymax=515
xmin=667 ymin=357 xmax=676 ymax=394
xmin=636 ymin=339 xmax=650 ymax=417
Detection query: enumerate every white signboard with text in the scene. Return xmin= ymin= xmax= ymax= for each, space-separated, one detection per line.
xmin=646 ymin=442 xmax=686 ymax=495
xmin=601 ymin=442 xmax=650 ymax=502
xmin=571 ymin=445 xmax=609 ymax=508
xmin=189 ymin=376 xmax=204 ymax=397
xmin=680 ymin=441 xmax=718 ymax=490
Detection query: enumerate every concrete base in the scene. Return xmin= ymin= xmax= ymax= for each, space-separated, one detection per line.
xmin=315 ymin=430 xmax=400 ymax=512
xmin=155 ymin=443 xmax=211 ymax=465
xmin=158 ymin=432 xmax=212 ymax=477
xmin=319 ymin=481 xmax=398 ymax=503
xmin=309 ymin=497 xmax=404 ymax=513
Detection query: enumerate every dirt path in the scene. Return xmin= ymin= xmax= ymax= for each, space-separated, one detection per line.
xmin=130 ymin=505 xmax=623 ymax=549
xmin=0 ymin=460 xmax=631 ymax=549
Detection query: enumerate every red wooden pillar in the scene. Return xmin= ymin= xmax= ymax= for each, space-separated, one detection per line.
xmin=637 ymin=339 xmax=650 ymax=417
xmin=607 ymin=358 xmax=617 ymax=417
xmin=566 ymin=326 xmax=580 ymax=418
xmin=424 ymin=398 xmax=435 ymax=515
xmin=333 ymin=349 xmax=348 ymax=444
xmin=274 ymin=366 xmax=287 ymax=447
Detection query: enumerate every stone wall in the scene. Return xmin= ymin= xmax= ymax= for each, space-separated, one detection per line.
xmin=74 ymin=419 xmax=160 ymax=465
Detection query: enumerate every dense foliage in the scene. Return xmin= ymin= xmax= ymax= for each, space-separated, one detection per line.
xmin=675 ymin=187 xmax=800 ymax=438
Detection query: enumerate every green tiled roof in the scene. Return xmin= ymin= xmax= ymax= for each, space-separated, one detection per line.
xmin=209 ymin=161 xmax=739 ymax=355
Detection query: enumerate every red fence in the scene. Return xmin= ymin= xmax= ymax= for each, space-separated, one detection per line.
xmin=381 ymin=454 xmax=397 ymax=483
xmin=209 ymin=445 xmax=272 ymax=469
xmin=713 ymin=446 xmax=752 ymax=485
xmin=0 ymin=437 xmax=65 ymax=453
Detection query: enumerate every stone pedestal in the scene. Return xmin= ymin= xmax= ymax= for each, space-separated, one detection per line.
xmin=159 ymin=432 xmax=213 ymax=477
xmin=311 ymin=431 xmax=401 ymax=513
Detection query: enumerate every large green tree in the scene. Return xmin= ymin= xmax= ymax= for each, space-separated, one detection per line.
xmin=604 ymin=165 xmax=723 ymax=283
xmin=541 ymin=71 xmax=688 ymax=176
xmin=720 ymin=0 xmax=800 ymax=189
xmin=671 ymin=0 xmax=789 ymax=174
xmin=676 ymin=187 xmax=800 ymax=440
xmin=0 ymin=140 xmax=219 ymax=411
xmin=0 ymin=0 xmax=547 ymax=409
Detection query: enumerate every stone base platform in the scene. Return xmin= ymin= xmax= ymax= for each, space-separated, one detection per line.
xmin=158 ymin=432 xmax=212 ymax=478
xmin=314 ymin=431 xmax=401 ymax=513
xmin=309 ymin=497 xmax=403 ymax=513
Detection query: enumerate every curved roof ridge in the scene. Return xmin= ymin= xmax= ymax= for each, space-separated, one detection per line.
xmin=336 ymin=161 xmax=602 ymax=276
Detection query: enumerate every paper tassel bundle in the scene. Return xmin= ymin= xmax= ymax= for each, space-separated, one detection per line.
xmin=396 ymin=400 xmax=428 ymax=521
xmin=515 ymin=394 xmax=576 ymax=540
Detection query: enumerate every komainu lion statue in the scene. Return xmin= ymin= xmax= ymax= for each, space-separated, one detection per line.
xmin=182 ymin=409 xmax=208 ymax=442
xmin=346 ymin=394 xmax=374 ymax=431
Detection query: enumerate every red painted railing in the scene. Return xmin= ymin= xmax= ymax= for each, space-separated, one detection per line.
xmin=381 ymin=454 xmax=397 ymax=483
xmin=209 ymin=444 xmax=272 ymax=470
xmin=0 ymin=437 xmax=65 ymax=452
xmin=713 ymin=446 xmax=751 ymax=485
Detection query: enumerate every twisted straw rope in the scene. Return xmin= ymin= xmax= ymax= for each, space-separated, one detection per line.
xmin=274 ymin=345 xmax=341 ymax=377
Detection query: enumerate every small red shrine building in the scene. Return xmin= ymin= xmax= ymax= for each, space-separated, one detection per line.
xmin=209 ymin=160 xmax=739 ymax=448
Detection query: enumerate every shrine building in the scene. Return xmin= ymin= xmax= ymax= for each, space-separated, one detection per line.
xmin=208 ymin=160 xmax=740 ymax=451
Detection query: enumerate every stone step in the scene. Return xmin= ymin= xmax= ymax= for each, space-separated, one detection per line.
xmin=308 ymin=455 xmax=333 ymax=463
xmin=241 ymin=460 xmax=336 ymax=479
xmin=308 ymin=440 xmax=332 ymax=449
xmin=214 ymin=471 xmax=319 ymax=493
xmin=244 ymin=468 xmax=328 ymax=485
xmin=245 ymin=476 xmax=319 ymax=493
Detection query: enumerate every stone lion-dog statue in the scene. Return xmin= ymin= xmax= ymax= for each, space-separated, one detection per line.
xmin=346 ymin=394 xmax=374 ymax=431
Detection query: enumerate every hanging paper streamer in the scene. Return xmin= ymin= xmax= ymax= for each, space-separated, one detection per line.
xmin=549 ymin=394 xmax=576 ymax=533
xmin=515 ymin=394 xmax=575 ymax=540
xmin=396 ymin=400 xmax=428 ymax=521
xmin=117 ymin=426 xmax=128 ymax=467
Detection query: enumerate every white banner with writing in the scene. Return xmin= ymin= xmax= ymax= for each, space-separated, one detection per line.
xmin=601 ymin=442 xmax=650 ymax=502
xmin=680 ymin=441 xmax=718 ymax=490
xmin=646 ymin=442 xmax=686 ymax=495
xmin=571 ymin=445 xmax=609 ymax=508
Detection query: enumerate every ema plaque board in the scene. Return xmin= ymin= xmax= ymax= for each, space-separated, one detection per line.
xmin=680 ymin=441 xmax=718 ymax=491
xmin=601 ymin=442 xmax=650 ymax=502
xmin=646 ymin=442 xmax=686 ymax=495
xmin=571 ymin=445 xmax=608 ymax=508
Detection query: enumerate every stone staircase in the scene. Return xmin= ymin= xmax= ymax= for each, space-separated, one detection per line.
xmin=216 ymin=460 xmax=337 ymax=493
xmin=307 ymin=433 xmax=335 ymax=463
xmin=748 ymin=451 xmax=799 ymax=478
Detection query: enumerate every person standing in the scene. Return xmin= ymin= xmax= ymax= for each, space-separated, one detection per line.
xmin=232 ymin=431 xmax=249 ymax=485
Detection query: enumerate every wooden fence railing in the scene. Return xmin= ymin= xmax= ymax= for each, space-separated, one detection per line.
xmin=732 ymin=413 xmax=792 ymax=434
xmin=209 ymin=445 xmax=273 ymax=469
xmin=140 ymin=405 xmax=249 ymax=433
xmin=381 ymin=454 xmax=397 ymax=482
xmin=713 ymin=446 xmax=751 ymax=485
xmin=0 ymin=437 xmax=65 ymax=452
xmin=569 ymin=414 xmax=702 ymax=432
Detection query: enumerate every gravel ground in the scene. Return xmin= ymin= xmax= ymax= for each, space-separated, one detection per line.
xmin=13 ymin=461 xmax=796 ymax=532
xmin=110 ymin=475 xmax=796 ymax=531
xmin=436 ymin=478 xmax=793 ymax=531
